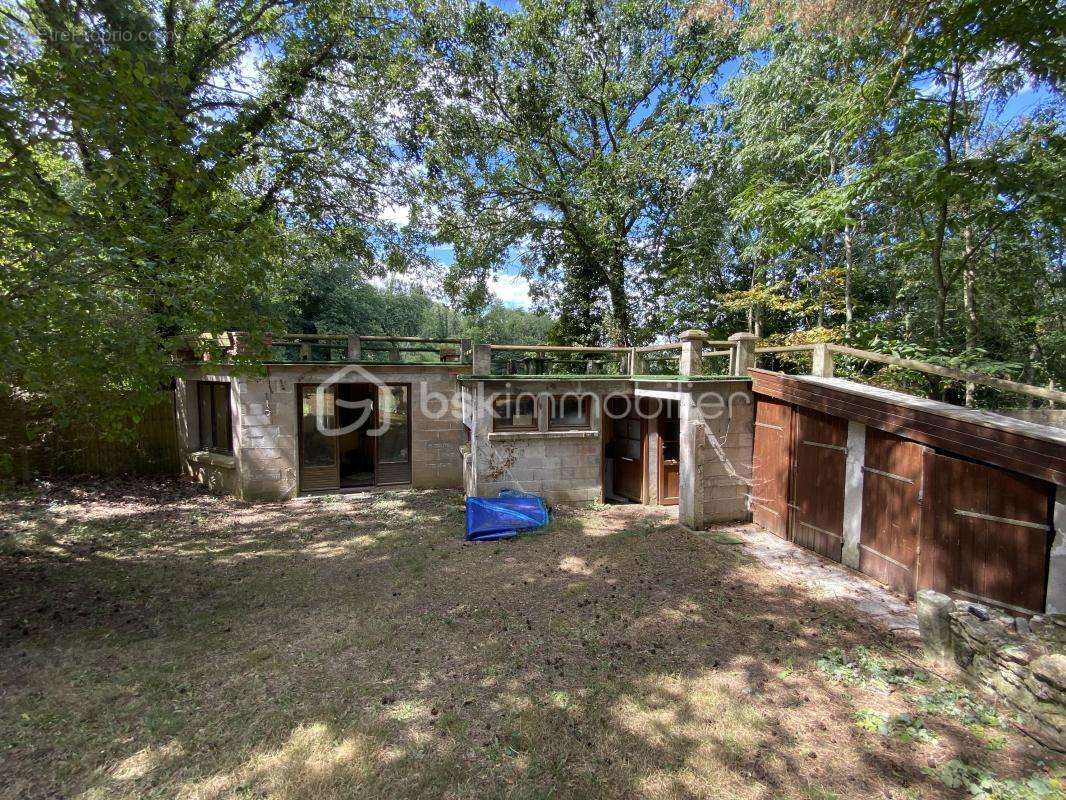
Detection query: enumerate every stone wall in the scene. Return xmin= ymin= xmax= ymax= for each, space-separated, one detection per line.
xmin=951 ymin=607 xmax=1065 ymax=751
xmin=179 ymin=363 xmax=468 ymax=501
xmin=464 ymin=379 xmax=608 ymax=504
xmin=920 ymin=590 xmax=1065 ymax=752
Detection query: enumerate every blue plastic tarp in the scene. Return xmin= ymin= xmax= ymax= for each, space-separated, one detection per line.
xmin=465 ymin=491 xmax=549 ymax=541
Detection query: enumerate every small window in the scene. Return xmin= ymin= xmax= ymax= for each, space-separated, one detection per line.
xmin=197 ymin=381 xmax=232 ymax=454
xmin=549 ymin=395 xmax=591 ymax=429
xmin=492 ymin=395 xmax=537 ymax=430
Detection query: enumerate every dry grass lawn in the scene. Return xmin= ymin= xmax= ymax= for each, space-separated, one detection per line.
xmin=0 ymin=478 xmax=1061 ymax=799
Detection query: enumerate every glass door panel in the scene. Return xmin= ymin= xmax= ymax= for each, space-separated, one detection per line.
xmin=375 ymin=385 xmax=411 ymax=484
xmin=299 ymin=385 xmax=339 ymax=491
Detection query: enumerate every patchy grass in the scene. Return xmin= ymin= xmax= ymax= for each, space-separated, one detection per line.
xmin=0 ymin=478 xmax=1059 ymax=800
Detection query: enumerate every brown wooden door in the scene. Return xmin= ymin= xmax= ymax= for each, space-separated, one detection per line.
xmin=859 ymin=430 xmax=925 ymax=596
xmin=920 ymin=453 xmax=1053 ymax=615
xmin=789 ymin=408 xmax=847 ymax=561
xmin=611 ymin=407 xmax=645 ymax=502
xmin=751 ymin=396 xmax=793 ymax=538
xmin=298 ymin=384 xmax=340 ymax=492
xmin=658 ymin=408 xmax=679 ymax=506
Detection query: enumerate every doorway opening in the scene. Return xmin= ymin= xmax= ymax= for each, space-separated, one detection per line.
xmin=604 ymin=396 xmax=645 ymax=503
xmin=298 ymin=383 xmax=411 ymax=493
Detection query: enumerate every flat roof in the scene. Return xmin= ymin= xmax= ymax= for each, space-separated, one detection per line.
xmin=796 ymin=374 xmax=1066 ymax=447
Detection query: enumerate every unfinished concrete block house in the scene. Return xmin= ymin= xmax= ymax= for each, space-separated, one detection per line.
xmin=176 ymin=330 xmax=1066 ymax=619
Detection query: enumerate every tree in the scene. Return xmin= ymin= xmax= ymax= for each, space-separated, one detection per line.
xmin=419 ymin=0 xmax=736 ymax=344
xmin=0 ymin=0 xmax=414 ymax=433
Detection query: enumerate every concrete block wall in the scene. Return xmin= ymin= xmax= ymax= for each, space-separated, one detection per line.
xmin=179 ymin=363 xmax=468 ymax=501
xmin=465 ymin=380 xmax=608 ymax=504
xmin=679 ymin=380 xmax=754 ymax=528
xmin=408 ymin=369 xmax=467 ymax=488
xmin=237 ymin=376 xmax=298 ymax=500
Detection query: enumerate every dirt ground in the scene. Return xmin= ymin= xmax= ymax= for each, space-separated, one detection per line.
xmin=0 ymin=478 xmax=1061 ymax=799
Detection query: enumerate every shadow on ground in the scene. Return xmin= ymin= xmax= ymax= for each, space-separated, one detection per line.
xmin=0 ymin=479 xmax=1057 ymax=799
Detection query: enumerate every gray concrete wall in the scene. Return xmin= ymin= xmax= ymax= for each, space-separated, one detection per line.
xmin=464 ymin=379 xmax=611 ymax=504
xmin=676 ymin=380 xmax=755 ymax=528
xmin=1048 ymin=486 xmax=1066 ymax=614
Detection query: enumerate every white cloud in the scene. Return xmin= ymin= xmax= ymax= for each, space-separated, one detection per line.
xmin=490 ymin=272 xmax=532 ymax=309
xmin=378 ymin=203 xmax=411 ymax=227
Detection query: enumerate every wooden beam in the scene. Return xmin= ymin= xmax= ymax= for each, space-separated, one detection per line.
xmin=829 ymin=345 xmax=1066 ymax=404
xmin=488 ymin=344 xmax=631 ymax=353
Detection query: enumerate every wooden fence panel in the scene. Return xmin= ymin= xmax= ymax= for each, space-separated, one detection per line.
xmin=0 ymin=392 xmax=180 ymax=479
xmin=751 ymin=396 xmax=793 ymax=539
xmin=858 ymin=430 xmax=924 ymax=596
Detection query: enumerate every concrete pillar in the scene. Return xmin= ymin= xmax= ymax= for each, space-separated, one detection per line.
xmin=812 ymin=343 xmax=834 ymax=377
xmin=842 ymin=421 xmax=866 ymax=569
xmin=728 ymin=332 xmax=759 ymax=376
xmin=472 ymin=344 xmax=492 ymax=376
xmin=346 ymin=335 xmax=361 ymax=361
xmin=1047 ymin=486 xmax=1066 ymax=613
xmin=679 ymin=329 xmax=707 ymax=376
xmin=678 ymin=392 xmax=700 ymax=528
xmin=917 ymin=590 xmax=955 ymax=665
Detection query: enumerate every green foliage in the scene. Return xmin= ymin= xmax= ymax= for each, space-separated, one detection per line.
xmin=816 ymin=646 xmax=930 ymax=690
xmin=927 ymin=760 xmax=1064 ymax=800
xmin=854 ymin=710 xmax=938 ymax=744
xmin=0 ymin=0 xmax=417 ymax=436
xmin=419 ymin=0 xmax=737 ymax=344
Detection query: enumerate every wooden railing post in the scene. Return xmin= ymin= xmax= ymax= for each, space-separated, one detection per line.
xmin=727 ymin=332 xmax=759 ymax=376
xmin=459 ymin=339 xmax=472 ymax=364
xmin=347 ymin=335 xmax=361 ymax=361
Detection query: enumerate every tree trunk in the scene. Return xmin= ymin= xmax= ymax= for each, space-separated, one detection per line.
xmin=748 ymin=262 xmax=763 ymax=337
xmin=932 ymin=58 xmax=961 ymax=342
xmin=843 ymin=223 xmax=855 ymax=336
xmin=961 ymin=225 xmax=979 ymax=406
xmin=604 ymin=258 xmax=632 ymax=346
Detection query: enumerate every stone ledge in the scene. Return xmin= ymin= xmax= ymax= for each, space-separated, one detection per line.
xmin=487 ymin=430 xmax=599 ymax=442
xmin=187 ymin=451 xmax=237 ymax=469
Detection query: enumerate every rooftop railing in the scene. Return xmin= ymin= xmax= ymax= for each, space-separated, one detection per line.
xmin=185 ymin=330 xmax=1061 ymax=410
xmin=754 ymin=342 xmax=1064 ymax=408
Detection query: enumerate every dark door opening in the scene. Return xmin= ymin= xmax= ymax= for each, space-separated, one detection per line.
xmin=337 ymin=383 xmax=375 ymax=487
xmin=298 ymin=383 xmax=412 ymax=492
xmin=605 ymin=396 xmax=645 ymax=503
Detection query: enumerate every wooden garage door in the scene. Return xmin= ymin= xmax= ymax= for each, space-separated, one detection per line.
xmin=920 ymin=453 xmax=1053 ymax=615
xmin=859 ymin=430 xmax=926 ymax=597
xmin=751 ymin=397 xmax=793 ymax=538
xmin=790 ymin=408 xmax=848 ymax=562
